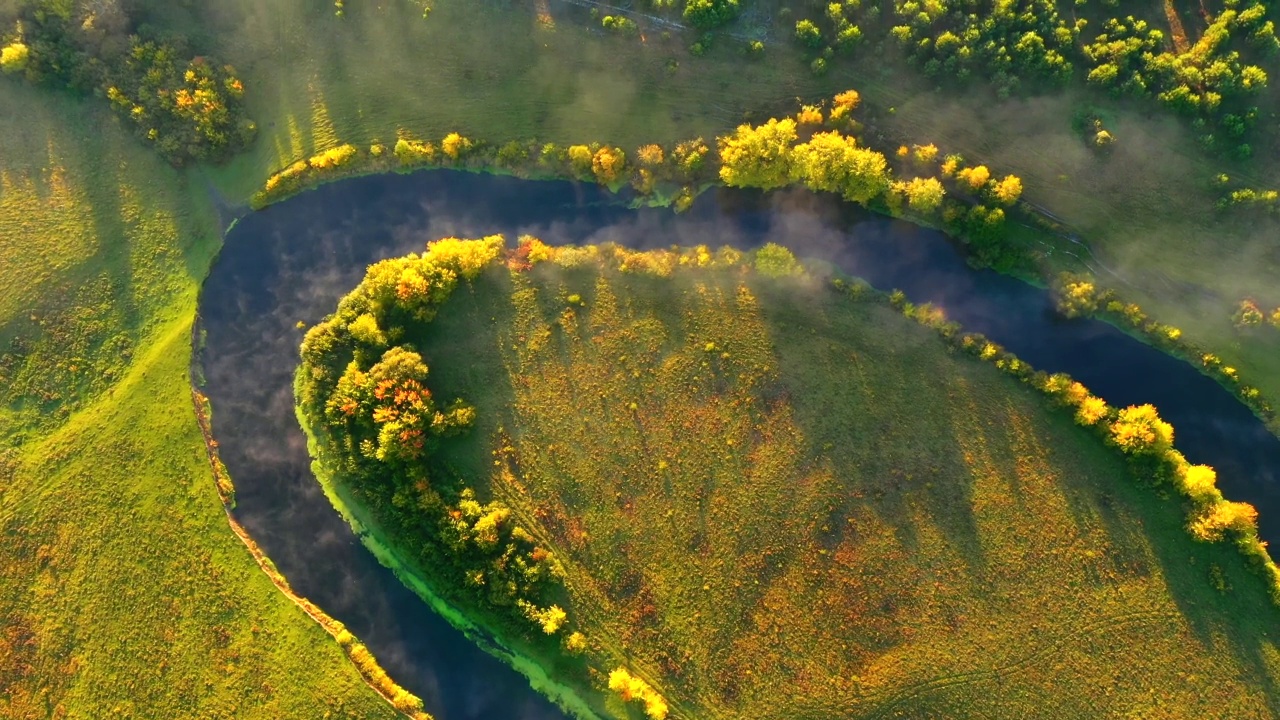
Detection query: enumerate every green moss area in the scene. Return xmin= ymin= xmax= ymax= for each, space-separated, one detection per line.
xmin=300 ymin=241 xmax=1280 ymax=719
xmin=0 ymin=81 xmax=397 ymax=719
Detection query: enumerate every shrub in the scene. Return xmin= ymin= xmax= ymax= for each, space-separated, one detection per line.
xmin=1233 ymin=299 xmax=1264 ymax=327
xmin=394 ymin=138 xmax=436 ymax=166
xmin=1 ymin=42 xmax=29 ymax=74
xmin=441 ymin=132 xmax=473 ymax=162
xmin=1110 ymin=404 xmax=1174 ymax=456
xmin=608 ymin=668 xmax=670 ymax=720
xmin=1190 ymin=501 xmax=1260 ymax=542
xmin=636 ymin=144 xmax=665 ymax=166
xmin=308 ymin=144 xmax=358 ymax=170
xmin=591 ymin=146 xmax=627 ymax=184
xmin=567 ymin=144 xmax=594 ymax=178
xmin=892 ymin=177 xmax=946 ymax=213
xmin=796 ymin=20 xmax=823 ymax=48
xmin=991 ymin=174 xmax=1023 ymax=205
xmin=754 ymin=243 xmax=802 ymax=277
xmin=957 ymin=164 xmax=991 ymax=191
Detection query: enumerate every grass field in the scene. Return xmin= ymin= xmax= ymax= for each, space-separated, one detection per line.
xmin=396 ymin=256 xmax=1280 ymax=718
xmin=0 ymin=81 xmax=398 ymax=719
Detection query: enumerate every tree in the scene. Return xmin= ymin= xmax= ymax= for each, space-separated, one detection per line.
xmin=636 ymin=144 xmax=665 ymax=166
xmin=1191 ymin=501 xmax=1259 ymax=541
xmin=754 ymin=243 xmax=802 ymax=276
xmin=795 ymin=20 xmax=823 ymax=48
xmin=591 ymin=146 xmax=626 ymax=184
xmin=790 ymin=131 xmax=890 ymax=203
xmin=991 ymin=174 xmax=1023 ymax=205
xmin=718 ymin=118 xmax=798 ymax=190
xmin=0 ymin=42 xmax=29 ymax=74
xmin=567 ymin=144 xmax=594 ymax=177
xmin=893 ymin=176 xmax=946 ymax=213
xmin=441 ymin=132 xmax=472 ymax=162
xmin=684 ymin=0 xmax=739 ymax=29
xmin=1110 ymin=404 xmax=1174 ymax=455
xmin=958 ymin=164 xmax=991 ymax=191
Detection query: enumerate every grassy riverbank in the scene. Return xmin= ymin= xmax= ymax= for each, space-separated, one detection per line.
xmin=299 ymin=242 xmax=1280 ymax=718
xmin=0 ymin=81 xmax=399 ymax=718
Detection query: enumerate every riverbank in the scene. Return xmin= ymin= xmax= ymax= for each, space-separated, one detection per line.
xmin=289 ymin=233 xmax=1280 ymax=717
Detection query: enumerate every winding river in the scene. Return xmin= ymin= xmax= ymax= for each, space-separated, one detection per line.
xmin=198 ymin=169 xmax=1280 ymax=719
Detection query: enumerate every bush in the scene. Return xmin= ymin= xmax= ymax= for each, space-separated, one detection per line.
xmin=0 ymin=42 xmax=29 ymax=74
xmin=796 ymin=20 xmax=823 ymax=48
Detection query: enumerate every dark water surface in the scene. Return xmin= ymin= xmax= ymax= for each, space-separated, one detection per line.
xmin=199 ymin=170 xmax=1280 ymax=719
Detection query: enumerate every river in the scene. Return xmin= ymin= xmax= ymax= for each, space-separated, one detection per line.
xmin=198 ymin=169 xmax=1280 ymax=719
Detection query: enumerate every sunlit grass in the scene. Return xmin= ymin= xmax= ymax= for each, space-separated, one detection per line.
xmin=0 ymin=80 xmax=399 ymax=718
xmin=419 ymin=259 xmax=1280 ymax=718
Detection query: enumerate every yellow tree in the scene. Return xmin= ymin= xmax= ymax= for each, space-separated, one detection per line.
xmin=1110 ymin=404 xmax=1174 ymax=455
xmin=718 ymin=118 xmax=798 ymax=189
xmin=992 ymin=174 xmax=1024 ymax=205
xmin=1191 ymin=501 xmax=1259 ymax=541
xmin=1 ymin=42 xmax=29 ymax=74
xmin=792 ymin=130 xmax=891 ymax=203
xmin=958 ymin=164 xmax=990 ymax=191
xmin=592 ymin=146 xmax=627 ymax=184
xmin=636 ymin=144 xmax=665 ymax=166
xmin=892 ymin=176 xmax=946 ymax=213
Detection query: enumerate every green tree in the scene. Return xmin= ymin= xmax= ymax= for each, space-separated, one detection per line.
xmin=754 ymin=243 xmax=802 ymax=277
xmin=795 ymin=20 xmax=823 ymax=48
xmin=684 ymin=0 xmax=739 ymax=29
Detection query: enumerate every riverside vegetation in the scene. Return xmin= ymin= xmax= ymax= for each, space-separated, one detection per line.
xmin=297 ymin=237 xmax=1280 ymax=719
xmin=5 ymin=0 xmax=1280 ymax=717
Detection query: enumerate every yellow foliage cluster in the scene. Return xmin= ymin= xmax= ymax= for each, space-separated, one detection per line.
xmin=426 ymin=236 xmax=505 ymax=280
xmin=1191 ymin=502 xmax=1260 ymax=542
xmin=263 ymin=159 xmax=308 ymax=193
xmin=567 ymin=144 xmax=594 ymax=176
xmin=958 ymin=164 xmax=990 ymax=191
xmin=395 ymin=138 xmax=437 ymax=166
xmin=308 ymin=144 xmax=358 ymax=170
xmin=636 ymin=144 xmax=665 ymax=166
xmin=1110 ymin=404 xmax=1174 ymax=455
xmin=912 ymin=143 xmax=939 ymax=164
xmin=335 ymin=630 xmax=430 ymax=718
xmin=892 ymin=176 xmax=946 ymax=213
xmin=991 ymin=174 xmax=1023 ymax=205
xmin=441 ymin=132 xmax=472 ymax=161
xmin=608 ymin=668 xmax=670 ymax=720
xmin=518 ymin=600 xmax=568 ymax=634
xmin=1 ymin=41 xmax=29 ymax=73
xmin=796 ymin=104 xmax=825 ymax=125
xmin=939 ymin=154 xmax=962 ymax=176
xmin=591 ymin=145 xmax=627 ymax=184
xmin=829 ymin=89 xmax=861 ymax=123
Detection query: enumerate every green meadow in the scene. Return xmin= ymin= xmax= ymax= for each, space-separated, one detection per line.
xmin=0 ymin=81 xmax=397 ymax=718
